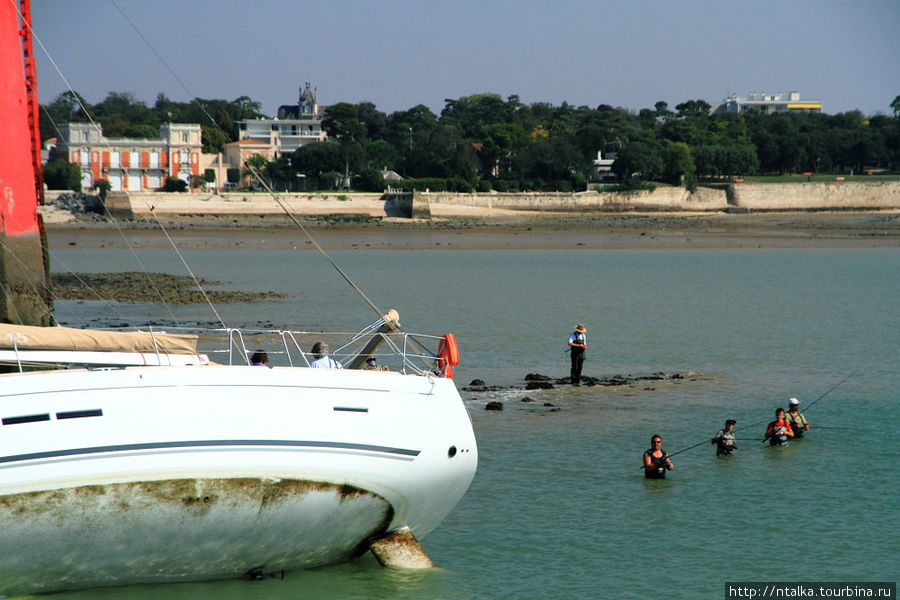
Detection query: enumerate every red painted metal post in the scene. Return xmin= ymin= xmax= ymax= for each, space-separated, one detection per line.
xmin=0 ymin=0 xmax=51 ymax=325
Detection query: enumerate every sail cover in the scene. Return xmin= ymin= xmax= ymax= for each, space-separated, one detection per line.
xmin=0 ymin=324 xmax=198 ymax=354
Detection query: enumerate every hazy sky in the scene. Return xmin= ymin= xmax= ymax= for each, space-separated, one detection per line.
xmin=31 ymin=0 xmax=900 ymax=118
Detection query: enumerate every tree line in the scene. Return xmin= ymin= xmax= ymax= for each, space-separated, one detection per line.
xmin=41 ymin=90 xmax=900 ymax=193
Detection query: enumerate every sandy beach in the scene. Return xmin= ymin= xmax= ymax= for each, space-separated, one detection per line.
xmin=45 ymin=210 xmax=900 ymax=251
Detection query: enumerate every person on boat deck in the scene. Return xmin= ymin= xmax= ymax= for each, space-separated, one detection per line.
xmin=711 ymin=418 xmax=738 ymax=456
xmin=250 ymin=350 xmax=268 ymax=366
xmin=785 ymin=397 xmax=809 ymax=438
xmin=568 ymin=323 xmax=587 ymax=385
xmin=643 ymin=435 xmax=673 ymax=479
xmin=310 ymin=342 xmax=342 ymax=369
xmin=764 ymin=408 xmax=794 ymax=446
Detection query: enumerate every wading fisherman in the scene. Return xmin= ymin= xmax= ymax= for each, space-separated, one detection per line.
xmin=785 ymin=397 xmax=809 ymax=438
xmin=763 ymin=408 xmax=794 ymax=446
xmin=643 ymin=435 xmax=673 ymax=479
xmin=568 ymin=324 xmax=587 ymax=385
xmin=711 ymin=418 xmax=738 ymax=456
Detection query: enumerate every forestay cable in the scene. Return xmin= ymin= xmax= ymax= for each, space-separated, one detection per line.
xmin=147 ymin=204 xmax=226 ymax=329
xmin=112 ymin=0 xmax=388 ymax=322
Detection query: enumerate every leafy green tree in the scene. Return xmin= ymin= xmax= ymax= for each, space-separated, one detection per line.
xmin=355 ymin=167 xmax=385 ymax=192
xmin=365 ymin=139 xmax=400 ymax=171
xmin=42 ymin=159 xmax=81 ymax=191
xmin=242 ymin=153 xmax=269 ymax=188
xmin=478 ymin=123 xmax=528 ymax=178
xmin=264 ymin=156 xmax=295 ymax=190
xmin=291 ymin=142 xmax=343 ymax=176
xmin=890 ymin=95 xmax=900 ymax=118
xmin=323 ymin=103 xmax=367 ymax=186
xmin=613 ymin=138 xmax=664 ymax=181
xmin=664 ymin=141 xmax=696 ymax=190
xmin=40 ymin=91 xmax=91 ymax=143
xmin=654 ymin=101 xmax=674 ymax=123
xmin=163 ymin=177 xmax=187 ymax=192
xmin=520 ymin=134 xmax=587 ymax=186
xmin=91 ymin=92 xmax=155 ymax=138
xmin=440 ymin=94 xmax=516 ymax=139
xmin=356 ymin=101 xmax=388 ymax=140
xmin=747 ymin=112 xmax=802 ymax=173
xmin=93 ymin=178 xmax=111 ymax=201
xmin=200 ymin=125 xmax=228 ymax=154
xmin=386 ymin=105 xmax=441 ymax=178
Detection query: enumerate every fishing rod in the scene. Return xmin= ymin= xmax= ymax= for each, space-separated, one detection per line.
xmin=641 ymin=371 xmax=861 ymax=465
xmin=666 ymin=439 xmax=711 ymax=459
xmin=802 ymin=370 xmax=859 ymax=412
xmin=749 ymin=370 xmax=861 ymax=442
xmin=760 ymin=371 xmax=860 ymax=442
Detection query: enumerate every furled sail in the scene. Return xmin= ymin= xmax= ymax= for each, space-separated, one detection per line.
xmin=0 ymin=323 xmax=198 ymax=354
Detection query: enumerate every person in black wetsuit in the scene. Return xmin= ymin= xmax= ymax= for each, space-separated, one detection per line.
xmin=568 ymin=324 xmax=587 ymax=385
xmin=643 ymin=435 xmax=673 ymax=479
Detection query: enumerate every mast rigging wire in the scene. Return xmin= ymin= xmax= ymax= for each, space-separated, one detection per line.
xmin=22 ymin=0 xmax=390 ymax=329
xmin=147 ymin=205 xmax=226 ymax=329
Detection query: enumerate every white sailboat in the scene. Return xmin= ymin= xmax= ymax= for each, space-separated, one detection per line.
xmin=0 ymin=1 xmax=476 ymax=594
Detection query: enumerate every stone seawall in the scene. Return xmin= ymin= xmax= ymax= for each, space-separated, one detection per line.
xmin=728 ymin=182 xmax=900 ymax=210
xmin=419 ymin=186 xmax=727 ymax=212
xmin=42 ymin=182 xmax=900 ymax=220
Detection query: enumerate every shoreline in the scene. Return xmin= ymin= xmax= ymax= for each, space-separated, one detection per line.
xmin=45 ymin=210 xmax=900 ymax=251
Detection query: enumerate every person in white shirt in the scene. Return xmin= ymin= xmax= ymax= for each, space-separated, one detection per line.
xmin=568 ymin=324 xmax=587 ymax=385
xmin=310 ymin=342 xmax=342 ymax=369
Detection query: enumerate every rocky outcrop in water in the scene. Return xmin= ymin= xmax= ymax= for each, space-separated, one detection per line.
xmin=462 ymin=372 xmax=700 ymax=393
xmin=52 ymin=272 xmax=285 ymax=304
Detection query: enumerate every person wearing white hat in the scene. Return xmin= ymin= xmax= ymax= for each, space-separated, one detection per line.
xmin=785 ymin=397 xmax=809 ymax=438
xmin=568 ymin=324 xmax=587 ymax=385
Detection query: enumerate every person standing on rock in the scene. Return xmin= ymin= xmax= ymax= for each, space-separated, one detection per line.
xmin=568 ymin=324 xmax=587 ymax=385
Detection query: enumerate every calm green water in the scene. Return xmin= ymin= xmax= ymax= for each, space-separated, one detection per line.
xmin=46 ymin=245 xmax=899 ymax=599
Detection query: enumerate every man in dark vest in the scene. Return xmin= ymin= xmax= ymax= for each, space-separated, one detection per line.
xmin=568 ymin=323 xmax=587 ymax=385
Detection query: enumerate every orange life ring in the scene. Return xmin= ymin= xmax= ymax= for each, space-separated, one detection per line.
xmin=437 ymin=333 xmax=460 ymax=378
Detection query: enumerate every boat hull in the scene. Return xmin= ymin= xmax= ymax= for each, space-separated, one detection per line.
xmin=0 ymin=365 xmax=477 ymax=593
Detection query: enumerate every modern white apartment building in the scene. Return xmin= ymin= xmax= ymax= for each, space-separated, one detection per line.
xmin=709 ymin=91 xmax=822 ymax=115
xmin=237 ymin=81 xmax=327 ymax=158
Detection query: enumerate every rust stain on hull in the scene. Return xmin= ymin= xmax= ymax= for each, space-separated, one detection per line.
xmin=0 ymin=477 xmax=395 ymax=594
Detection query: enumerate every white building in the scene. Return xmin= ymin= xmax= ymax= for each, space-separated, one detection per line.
xmin=709 ymin=91 xmax=822 ymax=115
xmin=237 ymin=81 xmax=327 ymax=158
xmin=55 ymin=122 xmax=202 ymax=191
